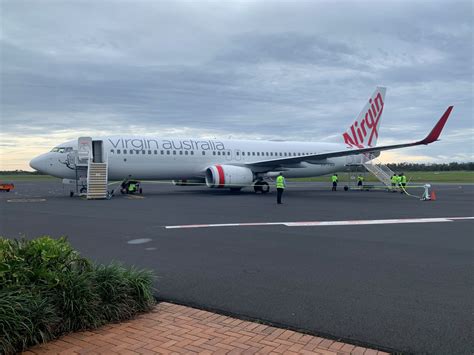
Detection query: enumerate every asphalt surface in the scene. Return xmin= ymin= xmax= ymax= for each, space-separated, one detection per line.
xmin=1 ymin=180 xmax=473 ymax=354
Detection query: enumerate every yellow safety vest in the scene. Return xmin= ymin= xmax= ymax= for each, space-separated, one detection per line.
xmin=358 ymin=176 xmax=364 ymax=182
xmin=276 ymin=175 xmax=285 ymax=189
xmin=332 ymin=175 xmax=338 ymax=183
xmin=401 ymin=175 xmax=407 ymax=184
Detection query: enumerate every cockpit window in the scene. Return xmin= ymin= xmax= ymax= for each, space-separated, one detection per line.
xmin=50 ymin=147 xmax=73 ymax=153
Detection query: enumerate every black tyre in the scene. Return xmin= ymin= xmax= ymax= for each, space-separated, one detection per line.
xmin=261 ymin=182 xmax=270 ymax=194
xmin=70 ymin=191 xmax=74 ymax=197
xmin=80 ymin=187 xmax=87 ymax=194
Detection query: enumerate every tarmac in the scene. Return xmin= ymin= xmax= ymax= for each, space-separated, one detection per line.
xmin=1 ymin=180 xmax=473 ymax=354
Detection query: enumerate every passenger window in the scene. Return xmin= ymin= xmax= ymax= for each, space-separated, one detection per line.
xmin=213 ymin=151 xmax=216 ymax=155
xmin=173 ymin=151 xmax=176 ymax=155
xmin=179 ymin=151 xmax=183 ymax=155
xmin=130 ymin=150 xmax=134 ymax=155
xmin=236 ymin=151 xmax=240 ymax=156
xmin=166 ymin=150 xmax=170 ymax=155
xmin=242 ymin=152 xmax=245 ymax=156
xmin=266 ymin=152 xmax=269 ymax=156
xmin=257 ymin=152 xmax=260 ymax=156
xmin=160 ymin=150 xmax=164 ymax=155
xmin=252 ymin=152 xmax=255 ymax=156
xmin=110 ymin=149 xmax=114 ymax=154
xmin=148 ymin=150 xmax=152 ymax=154
xmin=154 ymin=150 xmax=157 ymax=155
xmin=124 ymin=149 xmax=127 ymax=154
xmin=117 ymin=149 xmax=121 ymax=154
xmin=191 ymin=151 xmax=194 ymax=155
xmin=202 ymin=151 xmax=206 ymax=155
xmin=217 ymin=151 xmax=221 ymax=155
xmin=227 ymin=151 xmax=230 ymax=156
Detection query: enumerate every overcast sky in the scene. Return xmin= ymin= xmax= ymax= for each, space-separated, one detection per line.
xmin=1 ymin=0 xmax=472 ymax=170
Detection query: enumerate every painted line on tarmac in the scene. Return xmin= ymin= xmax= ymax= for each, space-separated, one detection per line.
xmin=165 ymin=216 xmax=474 ymax=229
xmin=7 ymin=198 xmax=46 ymax=203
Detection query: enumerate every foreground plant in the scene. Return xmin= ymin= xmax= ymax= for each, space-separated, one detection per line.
xmin=0 ymin=236 xmax=155 ymax=354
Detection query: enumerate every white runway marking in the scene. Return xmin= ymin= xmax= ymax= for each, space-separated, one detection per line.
xmin=165 ymin=217 xmax=474 ymax=229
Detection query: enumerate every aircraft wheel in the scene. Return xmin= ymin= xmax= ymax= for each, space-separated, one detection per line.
xmin=254 ymin=183 xmax=262 ymax=193
xmin=261 ymin=182 xmax=270 ymax=193
xmin=80 ymin=187 xmax=87 ymax=194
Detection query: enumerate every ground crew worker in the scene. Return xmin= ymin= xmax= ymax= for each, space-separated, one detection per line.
xmin=331 ymin=173 xmax=338 ymax=191
xmin=276 ymin=173 xmax=286 ymax=204
xmin=128 ymin=182 xmax=136 ymax=193
xmin=391 ymin=174 xmax=398 ymax=192
xmin=400 ymin=173 xmax=407 ymax=193
xmin=357 ymin=175 xmax=364 ymax=190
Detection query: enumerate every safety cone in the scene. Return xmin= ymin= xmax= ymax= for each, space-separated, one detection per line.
xmin=431 ymin=190 xmax=437 ymax=201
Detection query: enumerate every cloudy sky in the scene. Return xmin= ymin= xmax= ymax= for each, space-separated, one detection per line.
xmin=1 ymin=0 xmax=472 ymax=170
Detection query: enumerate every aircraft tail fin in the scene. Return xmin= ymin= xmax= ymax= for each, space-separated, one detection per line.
xmin=342 ymin=86 xmax=387 ymax=148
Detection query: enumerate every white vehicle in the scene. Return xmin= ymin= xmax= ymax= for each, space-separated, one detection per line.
xmin=30 ymin=87 xmax=453 ymax=194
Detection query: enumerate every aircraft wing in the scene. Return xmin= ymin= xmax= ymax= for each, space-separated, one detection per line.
xmin=246 ymin=106 xmax=453 ymax=168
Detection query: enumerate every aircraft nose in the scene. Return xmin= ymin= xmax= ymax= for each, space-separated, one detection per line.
xmin=29 ymin=155 xmax=47 ymax=172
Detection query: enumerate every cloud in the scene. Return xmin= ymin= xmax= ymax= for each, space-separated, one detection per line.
xmin=0 ymin=0 xmax=472 ymax=170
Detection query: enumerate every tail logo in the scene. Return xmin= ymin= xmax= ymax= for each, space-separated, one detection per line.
xmin=343 ymin=92 xmax=384 ymax=148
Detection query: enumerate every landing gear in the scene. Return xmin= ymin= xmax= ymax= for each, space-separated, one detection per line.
xmin=253 ymin=181 xmax=270 ymax=194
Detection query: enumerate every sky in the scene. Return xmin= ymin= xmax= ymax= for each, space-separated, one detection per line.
xmin=1 ymin=0 xmax=473 ymax=170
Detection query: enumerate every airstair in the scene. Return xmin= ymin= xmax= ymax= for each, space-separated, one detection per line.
xmin=87 ymin=162 xmax=108 ymax=199
xmin=363 ymin=154 xmax=394 ymax=188
xmin=67 ymin=137 xmax=109 ymax=199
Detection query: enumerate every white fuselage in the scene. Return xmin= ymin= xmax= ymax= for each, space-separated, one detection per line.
xmin=30 ymin=136 xmax=365 ymax=181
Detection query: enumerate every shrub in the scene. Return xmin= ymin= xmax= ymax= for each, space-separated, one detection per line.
xmin=0 ymin=237 xmax=155 ymax=354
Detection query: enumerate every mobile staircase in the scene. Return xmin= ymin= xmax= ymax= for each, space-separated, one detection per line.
xmin=363 ymin=154 xmax=395 ymax=188
xmin=68 ymin=137 xmax=109 ymax=199
xmin=86 ymin=162 xmax=108 ymax=199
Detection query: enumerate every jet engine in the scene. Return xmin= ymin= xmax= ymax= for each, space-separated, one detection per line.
xmin=205 ymin=165 xmax=254 ymax=188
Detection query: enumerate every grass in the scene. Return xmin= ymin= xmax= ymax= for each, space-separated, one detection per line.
xmin=0 ymin=174 xmax=59 ymax=181
xmin=290 ymin=170 xmax=474 ymax=183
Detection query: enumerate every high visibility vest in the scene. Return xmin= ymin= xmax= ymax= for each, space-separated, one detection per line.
xmin=128 ymin=183 xmax=135 ymax=191
xmin=358 ymin=176 xmax=364 ymax=182
xmin=332 ymin=175 xmax=338 ymax=183
xmin=396 ymin=176 xmax=402 ymax=183
xmin=401 ymin=175 xmax=407 ymax=184
xmin=391 ymin=176 xmax=398 ymax=183
xmin=276 ymin=175 xmax=285 ymax=189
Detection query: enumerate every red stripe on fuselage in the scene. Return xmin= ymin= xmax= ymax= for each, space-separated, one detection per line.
xmin=215 ymin=165 xmax=225 ymax=188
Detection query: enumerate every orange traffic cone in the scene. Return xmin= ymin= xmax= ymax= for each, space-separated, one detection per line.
xmin=431 ymin=190 xmax=437 ymax=201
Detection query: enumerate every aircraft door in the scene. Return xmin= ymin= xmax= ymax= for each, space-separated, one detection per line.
xmin=235 ymin=149 xmax=241 ymax=161
xmin=225 ymin=149 xmax=232 ymax=161
xmin=92 ymin=141 xmax=104 ymax=163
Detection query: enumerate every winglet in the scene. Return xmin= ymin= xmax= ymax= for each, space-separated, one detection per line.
xmin=419 ymin=106 xmax=453 ymax=145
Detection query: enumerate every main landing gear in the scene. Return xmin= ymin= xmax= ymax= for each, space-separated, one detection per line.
xmin=253 ymin=180 xmax=270 ymax=194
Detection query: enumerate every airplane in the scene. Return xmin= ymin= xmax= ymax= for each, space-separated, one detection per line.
xmin=29 ymin=87 xmax=453 ymax=194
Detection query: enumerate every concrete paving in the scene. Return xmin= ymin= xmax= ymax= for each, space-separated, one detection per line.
xmin=1 ymin=180 xmax=473 ymax=354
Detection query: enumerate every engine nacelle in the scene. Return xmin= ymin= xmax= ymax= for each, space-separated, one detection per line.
xmin=205 ymin=165 xmax=254 ymax=188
